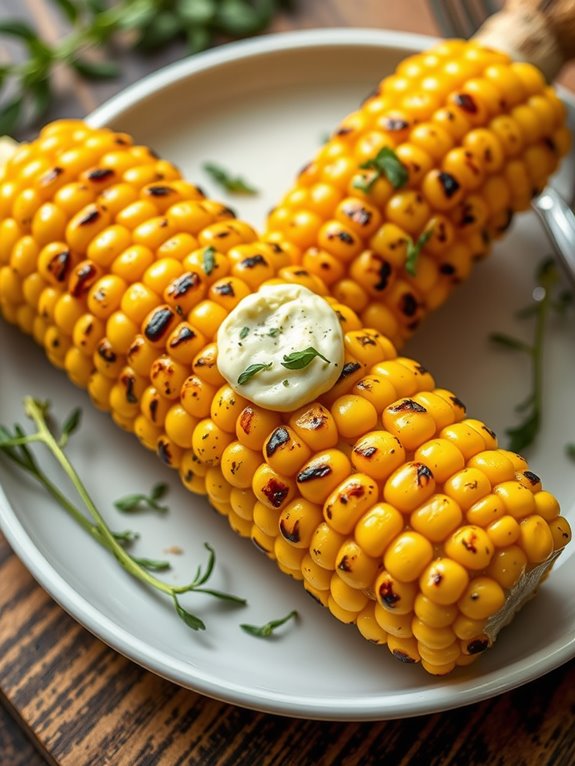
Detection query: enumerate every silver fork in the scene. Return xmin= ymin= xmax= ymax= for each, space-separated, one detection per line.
xmin=429 ymin=0 xmax=575 ymax=289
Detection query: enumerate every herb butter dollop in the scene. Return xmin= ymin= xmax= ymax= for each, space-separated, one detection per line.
xmin=216 ymin=284 xmax=344 ymax=412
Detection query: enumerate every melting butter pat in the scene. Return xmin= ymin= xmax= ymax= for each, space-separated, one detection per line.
xmin=216 ymin=284 xmax=344 ymax=412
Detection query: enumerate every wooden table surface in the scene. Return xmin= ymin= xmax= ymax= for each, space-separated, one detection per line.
xmin=1 ymin=1 xmax=575 ymax=764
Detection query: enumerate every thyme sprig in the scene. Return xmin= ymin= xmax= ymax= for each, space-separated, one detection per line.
xmin=489 ymin=258 xmax=572 ymax=452
xmin=0 ymin=397 xmax=246 ymax=629
xmin=241 ymin=609 xmax=298 ymax=638
xmin=114 ymin=481 xmax=169 ymax=513
xmin=0 ymin=0 xmax=294 ymax=135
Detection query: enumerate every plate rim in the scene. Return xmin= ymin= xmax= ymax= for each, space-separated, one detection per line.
xmin=2 ymin=27 xmax=575 ymax=721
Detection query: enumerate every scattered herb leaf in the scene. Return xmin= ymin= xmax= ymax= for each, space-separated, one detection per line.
xmin=239 ymin=326 xmax=250 ymax=340
xmin=268 ymin=327 xmax=281 ymax=337
xmin=202 ymin=246 xmax=216 ymax=276
xmin=241 ymin=609 xmax=298 ymax=638
xmin=114 ymin=481 xmax=169 ymax=513
xmin=203 ymin=162 xmax=258 ymax=195
xmin=353 ymin=146 xmax=408 ymax=193
xmin=405 ymin=228 xmax=433 ymax=276
xmin=281 ymin=346 xmax=330 ymax=370
xmin=238 ymin=361 xmax=273 ymax=385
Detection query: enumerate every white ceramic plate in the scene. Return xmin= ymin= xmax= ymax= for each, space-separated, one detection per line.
xmin=1 ymin=29 xmax=575 ymax=721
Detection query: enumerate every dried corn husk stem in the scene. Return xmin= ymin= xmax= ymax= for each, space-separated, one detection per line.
xmin=475 ymin=0 xmax=575 ymax=81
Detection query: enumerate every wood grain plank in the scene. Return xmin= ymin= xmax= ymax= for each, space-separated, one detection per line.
xmin=0 ymin=693 xmax=49 ymax=766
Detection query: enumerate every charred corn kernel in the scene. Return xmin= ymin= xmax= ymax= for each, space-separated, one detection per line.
xmin=494 ymin=480 xmax=536 ymax=519
xmin=127 ymin=336 xmax=159 ymax=377
xmin=253 ymin=464 xmax=297 ymax=511
xmin=414 ymin=438 xmax=464 ymax=484
xmin=163 ymin=404 xmax=197 ymax=449
xmin=288 ymin=403 xmax=338 ymax=451
xmin=297 ymin=449 xmax=352 ymax=505
xmin=351 ymin=430 xmax=406 ymax=482
xmin=487 ymin=545 xmax=527 ymax=589
xmin=515 ymin=470 xmax=542 ymax=493
xmin=384 ymin=461 xmax=436 ymax=514
xmin=150 ymin=355 xmax=189 ymax=400
xmin=165 ymin=322 xmax=206 ymax=365
xmin=263 ymin=426 xmax=312 ymax=478
xmin=323 ymin=473 xmax=378 ymax=535
xmin=458 ymin=576 xmax=505 ymax=620
xmin=134 ymin=414 xmax=163 ymax=449
xmin=181 ymin=374 xmax=216 ymax=418
xmin=309 ymin=521 xmax=346 ymax=570
xmin=548 ymin=516 xmax=572 ymax=550
xmin=236 ymin=406 xmax=281 ymax=452
xmin=333 ymin=538 xmax=380 ymax=590
xmin=140 ymin=385 xmax=171 ymax=427
xmin=519 ymin=515 xmax=554 ymax=563
xmin=419 ymin=558 xmax=470 ymax=605
xmin=453 ymin=614 xmax=488 ymax=641
xmin=386 ymin=635 xmax=420 ymax=664
xmin=414 ymin=594 xmax=457 ymax=629
xmin=141 ymin=304 xmax=179 ymax=349
xmin=279 ymin=498 xmax=323 ymax=549
xmin=87 ymin=274 xmax=127 ymax=320
xmin=383 ymin=399 xmax=437 ymax=452
xmin=410 ymin=494 xmax=463 ymax=543
xmin=444 ymin=467 xmax=491 ymax=510
xmin=301 ymin=553 xmax=332 ymax=590
xmin=375 ymin=570 xmax=417 ymax=614
xmin=220 ymin=441 xmax=262 ymax=489
xmin=192 ymin=343 xmax=223 ymax=387
xmin=444 ymin=525 xmax=494 ymax=570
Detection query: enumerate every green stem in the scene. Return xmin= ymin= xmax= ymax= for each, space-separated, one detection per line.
xmin=22 ymin=398 xmax=198 ymax=597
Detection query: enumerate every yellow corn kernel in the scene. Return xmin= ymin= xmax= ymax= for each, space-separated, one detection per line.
xmin=487 ymin=545 xmax=527 ymax=589
xmin=330 ymin=573 xmax=369 ymax=612
xmin=410 ymin=494 xmax=463 ymax=543
xmin=374 ymin=604 xmax=414 ymax=639
xmin=309 ymin=521 xmax=346 ymax=570
xmin=356 ymin=602 xmax=388 ymax=644
xmin=229 ymin=488 xmax=256 ymax=522
xmin=163 ymin=404 xmax=197 ymax=449
xmin=191 ymin=418 xmax=233 ymax=467
xmin=413 ymin=594 xmax=457 ymax=629
xmin=375 ymin=570 xmax=417 ymax=614
xmin=382 ymin=398 xmax=437 ymax=451
xmin=383 ymin=531 xmax=433 ymax=583
xmin=444 ymin=466 xmax=491 ymax=510
xmin=486 ymin=515 xmax=521 ymax=547
xmin=278 ymin=498 xmax=323 ymax=549
xmin=458 ymin=576 xmax=505 ymax=620
xmin=414 ymin=438 xmax=465 ymax=484
xmin=263 ymin=425 xmax=312 ymax=478
xmin=383 ymin=461 xmax=436 ymax=514
xmin=493 ymin=480 xmax=537 ymax=519
xmin=353 ymin=502 xmax=404 ymax=559
xmin=518 ymin=515 xmax=554 ymax=563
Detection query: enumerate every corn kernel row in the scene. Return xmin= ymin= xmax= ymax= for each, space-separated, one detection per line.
xmin=0 ymin=120 xmax=570 ymax=674
xmin=265 ymin=39 xmax=571 ymax=347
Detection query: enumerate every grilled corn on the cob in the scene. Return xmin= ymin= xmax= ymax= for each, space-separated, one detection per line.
xmin=265 ymin=39 xmax=571 ymax=348
xmin=0 ymin=120 xmax=571 ymax=675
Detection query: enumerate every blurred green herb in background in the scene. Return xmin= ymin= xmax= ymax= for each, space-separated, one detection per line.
xmin=0 ymin=0 xmax=294 ymax=135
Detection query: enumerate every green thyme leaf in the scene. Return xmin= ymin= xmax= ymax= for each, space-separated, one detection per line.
xmin=203 ymin=162 xmax=258 ymax=195
xmin=281 ymin=346 xmax=330 ymax=371
xmin=241 ymin=609 xmax=298 ymax=638
xmin=202 ymin=246 xmax=216 ymax=276
xmin=405 ymin=228 xmax=433 ymax=276
xmin=71 ymin=58 xmax=121 ymax=79
xmin=59 ymin=407 xmax=82 ymax=447
xmin=239 ymin=326 xmax=250 ymax=339
xmin=237 ymin=362 xmax=273 ymax=385
xmin=114 ymin=482 xmax=169 ymax=513
xmin=173 ymin=596 xmax=206 ymax=631
xmin=132 ymin=556 xmax=171 ymax=572
xmin=356 ymin=146 xmax=408 ymax=193
xmin=267 ymin=327 xmax=281 ymax=337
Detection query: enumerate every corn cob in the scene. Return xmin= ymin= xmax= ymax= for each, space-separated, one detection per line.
xmin=265 ymin=38 xmax=571 ymax=348
xmin=0 ymin=121 xmax=571 ymax=675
